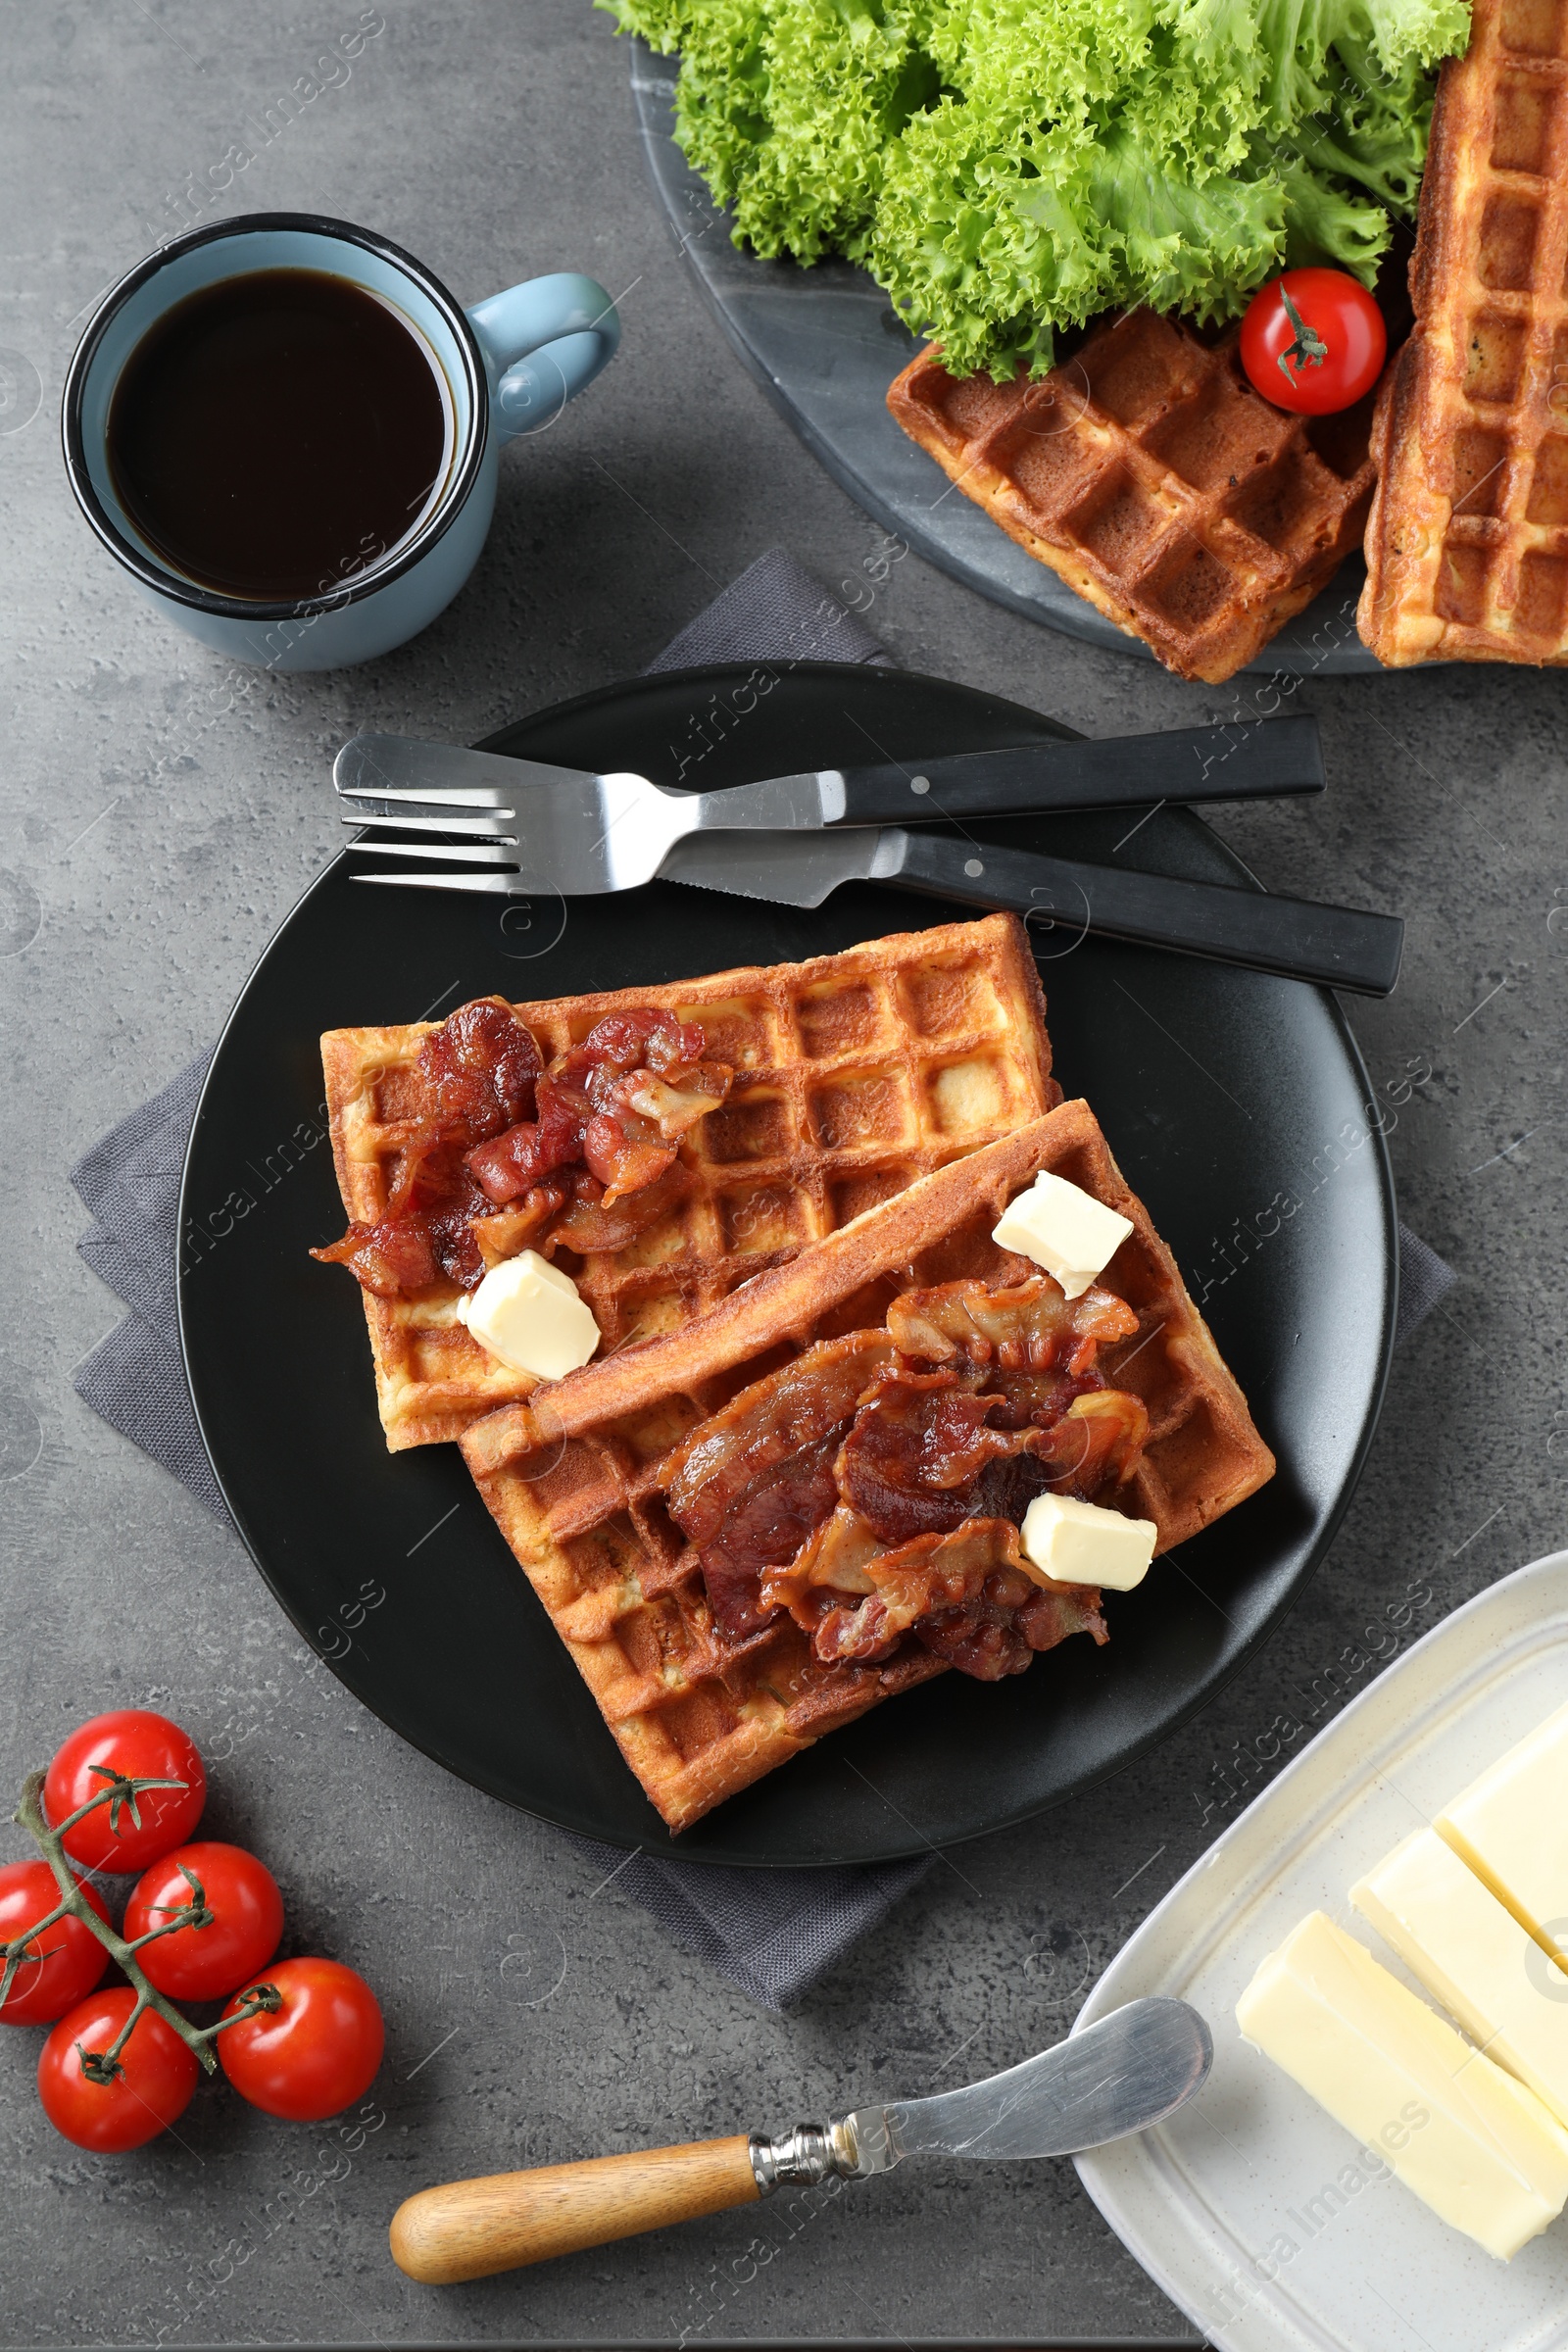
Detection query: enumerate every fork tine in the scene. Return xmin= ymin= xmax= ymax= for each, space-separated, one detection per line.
xmin=336 ymin=782 xmax=516 ymax=810
xmin=340 ymin=808 xmax=518 ymax=840
xmin=349 ymin=838 xmax=520 ymax=866
xmin=351 ymin=869 xmax=528 ymax=896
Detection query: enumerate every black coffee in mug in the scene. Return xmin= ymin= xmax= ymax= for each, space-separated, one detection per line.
xmin=107 ymin=268 xmax=452 ymax=602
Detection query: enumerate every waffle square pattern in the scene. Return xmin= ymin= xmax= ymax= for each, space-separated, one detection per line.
xmin=461 ymin=1103 xmax=1275 ymax=1833
xmin=319 ymin=916 xmax=1058 ymax=1448
xmin=1361 ymin=0 xmax=1568 ymax=663
xmin=888 ymin=316 xmax=1379 ymax=684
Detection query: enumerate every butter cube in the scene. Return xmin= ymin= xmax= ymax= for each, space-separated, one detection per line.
xmin=991 ymin=1172 xmax=1133 ymax=1299
xmin=1351 ymin=1827 xmax=1568 ymax=2130
xmin=1019 ymin=1492 xmax=1156 ymax=1591
xmin=1237 ymin=1910 xmax=1568 ymax=2260
xmin=1437 ymin=1703 xmax=1568 ymax=1964
xmin=456 ymin=1250 xmax=600 ymax=1381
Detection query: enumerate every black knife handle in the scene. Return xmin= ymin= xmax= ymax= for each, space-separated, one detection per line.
xmin=834 ymin=716 xmax=1324 ymax=825
xmin=881 ymin=830 xmax=1402 ymax=997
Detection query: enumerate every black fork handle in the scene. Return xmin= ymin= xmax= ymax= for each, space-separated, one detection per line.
xmin=833 ymin=716 xmax=1323 ymax=824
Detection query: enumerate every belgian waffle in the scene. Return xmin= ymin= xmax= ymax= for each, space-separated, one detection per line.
xmin=1360 ymin=0 xmax=1568 ymax=664
xmin=888 ymin=317 xmax=1381 ymax=684
xmin=461 ymin=1102 xmax=1276 ymax=1832
xmin=319 ymin=915 xmax=1059 ymax=1449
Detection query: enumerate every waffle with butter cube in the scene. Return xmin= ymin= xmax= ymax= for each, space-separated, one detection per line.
xmin=460 ymin=1101 xmax=1276 ymax=1833
xmin=319 ymin=914 xmax=1059 ymax=1449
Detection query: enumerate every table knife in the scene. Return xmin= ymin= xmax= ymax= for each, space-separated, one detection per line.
xmin=388 ymin=1995 xmax=1211 ymax=2285
xmin=659 ymin=824 xmax=1404 ymax=997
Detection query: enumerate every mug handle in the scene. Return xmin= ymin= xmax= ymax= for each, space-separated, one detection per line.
xmin=466 ymin=272 xmax=619 ymax=442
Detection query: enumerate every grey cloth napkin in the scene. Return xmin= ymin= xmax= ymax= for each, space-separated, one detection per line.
xmin=1393 ymin=1222 xmax=1458 ymax=1347
xmin=74 ymin=1050 xmax=227 ymax=1519
xmin=646 ymin=542 xmax=895 ymax=673
xmin=69 ymin=545 xmax=1457 ymax=2008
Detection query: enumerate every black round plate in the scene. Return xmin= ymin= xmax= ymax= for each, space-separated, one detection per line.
xmin=179 ymin=663 xmax=1396 ymax=1867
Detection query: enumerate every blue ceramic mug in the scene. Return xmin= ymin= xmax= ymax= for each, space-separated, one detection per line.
xmin=63 ymin=213 xmax=619 ymax=671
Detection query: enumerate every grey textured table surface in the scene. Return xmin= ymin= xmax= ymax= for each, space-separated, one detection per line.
xmin=3 ymin=5 xmax=1566 ymax=2347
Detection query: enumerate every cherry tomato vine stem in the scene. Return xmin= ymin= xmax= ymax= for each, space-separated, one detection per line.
xmin=3 ymin=1769 xmax=279 ymax=2077
xmin=121 ymin=1862 xmax=215 ymax=1953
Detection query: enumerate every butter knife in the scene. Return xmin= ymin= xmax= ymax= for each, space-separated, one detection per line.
xmin=387 ymin=1995 xmax=1211 ymax=2284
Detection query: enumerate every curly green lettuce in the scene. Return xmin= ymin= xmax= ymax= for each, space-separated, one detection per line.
xmin=602 ymin=0 xmax=1469 ymax=374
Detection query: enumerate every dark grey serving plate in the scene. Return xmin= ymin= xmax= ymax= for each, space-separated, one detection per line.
xmin=179 ymin=663 xmax=1396 ymax=1868
xmin=630 ymin=39 xmax=1386 ymax=678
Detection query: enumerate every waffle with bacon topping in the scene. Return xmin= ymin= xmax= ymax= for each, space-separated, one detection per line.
xmin=315 ymin=915 xmax=1059 ymax=1448
xmin=460 ymin=1101 xmax=1275 ymax=1832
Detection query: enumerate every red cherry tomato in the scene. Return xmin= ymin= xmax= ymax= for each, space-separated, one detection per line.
xmin=219 ymin=1957 xmax=384 ymax=2122
xmin=46 ymin=1709 xmax=206 ymax=1873
xmin=0 ymin=1860 xmax=111 ymax=2026
xmin=37 ymin=1987 xmax=199 ymax=2151
xmin=123 ymin=1842 xmax=284 ymax=2002
xmin=1240 ymin=269 xmax=1387 ymax=415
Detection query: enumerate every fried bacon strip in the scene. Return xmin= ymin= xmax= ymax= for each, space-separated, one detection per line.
xmin=663 ymin=1270 xmax=1152 ymax=1670
xmin=916 ymin=1564 xmax=1108 ymax=1680
xmin=836 ymin=1365 xmax=1032 ymax=1544
xmin=665 ymin=1335 xmax=897 ymax=1639
xmin=314 ymin=1001 xmax=540 ymax=1293
xmin=762 ymin=1503 xmax=884 ymax=1607
xmin=312 ymin=1144 xmax=494 ymax=1293
xmin=783 ymin=1512 xmax=1109 ymax=1681
xmin=547 ymin=1161 xmax=693 ymax=1255
xmin=471 ymin=1186 xmax=570 ymax=1272
xmin=887 ymin=1273 xmax=1137 ymax=1373
xmin=815 ymin=1518 xmax=1023 ymax=1661
xmin=466 ymin=1009 xmax=732 ymax=1208
xmin=417 ymin=997 xmax=542 ymax=1143
xmin=1031 ymin=1387 xmax=1149 ymax=1492
xmin=314 ymin=1000 xmax=732 ymax=1298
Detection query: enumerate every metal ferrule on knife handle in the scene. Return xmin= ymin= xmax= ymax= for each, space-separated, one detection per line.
xmin=747 ymin=2115 xmax=872 ymax=2192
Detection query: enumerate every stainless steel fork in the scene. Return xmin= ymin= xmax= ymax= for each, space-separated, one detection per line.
xmin=332 ymin=718 xmax=1326 ymax=896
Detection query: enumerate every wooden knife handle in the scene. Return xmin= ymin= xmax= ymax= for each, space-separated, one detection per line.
xmin=389 ymin=2133 xmax=760 ymax=2283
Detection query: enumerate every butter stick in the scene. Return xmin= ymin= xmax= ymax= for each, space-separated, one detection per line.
xmin=1352 ymin=1828 xmax=1568 ymax=2130
xmin=1237 ymin=1910 xmax=1568 ymax=2259
xmin=1437 ymin=1702 xmax=1568 ymax=1963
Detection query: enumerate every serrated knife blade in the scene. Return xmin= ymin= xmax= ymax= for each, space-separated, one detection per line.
xmin=660 ymin=823 xmax=893 ymax=906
